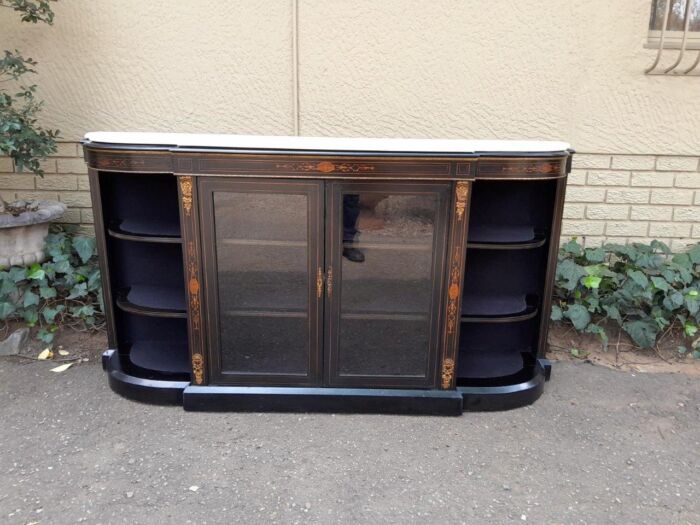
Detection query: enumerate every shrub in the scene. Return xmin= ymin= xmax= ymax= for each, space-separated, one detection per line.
xmin=0 ymin=227 xmax=103 ymax=345
xmin=552 ymin=238 xmax=700 ymax=358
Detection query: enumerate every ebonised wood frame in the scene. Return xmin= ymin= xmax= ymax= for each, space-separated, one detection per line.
xmin=84 ymin=140 xmax=572 ymax=415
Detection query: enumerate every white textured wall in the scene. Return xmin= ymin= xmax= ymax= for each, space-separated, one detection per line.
xmin=0 ymin=0 xmax=698 ymax=154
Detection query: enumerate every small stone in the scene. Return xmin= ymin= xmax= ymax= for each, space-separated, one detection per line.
xmin=0 ymin=328 xmax=30 ymax=356
xmin=189 ymin=485 xmax=199 ymax=492
xmin=125 ymin=492 xmax=134 ymax=499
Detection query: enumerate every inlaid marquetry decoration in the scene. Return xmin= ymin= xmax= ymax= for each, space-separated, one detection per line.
xmin=446 ymin=253 xmax=462 ymax=336
xmin=191 ymin=353 xmax=204 ymax=385
xmin=180 ymin=176 xmax=193 ymax=216
xmin=276 ymin=161 xmax=376 ymax=174
xmin=326 ymin=267 xmax=333 ymax=297
xmin=187 ymin=241 xmax=201 ymax=332
xmin=441 ymin=180 xmax=471 ymax=390
xmin=441 ymin=358 xmax=455 ymax=389
xmin=96 ymin=157 xmax=146 ymax=170
xmin=455 ymin=180 xmax=469 ymax=221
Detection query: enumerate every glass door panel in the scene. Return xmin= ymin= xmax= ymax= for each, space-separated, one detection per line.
xmin=200 ymin=179 xmax=323 ymax=385
xmin=326 ymin=182 xmax=450 ymax=388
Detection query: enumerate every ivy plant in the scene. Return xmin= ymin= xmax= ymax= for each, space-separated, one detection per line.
xmin=0 ymin=0 xmax=59 ymax=180
xmin=552 ymin=238 xmax=700 ymax=358
xmin=0 ymin=227 xmax=103 ymax=345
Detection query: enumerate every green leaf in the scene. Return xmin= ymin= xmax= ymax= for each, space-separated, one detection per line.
xmin=9 ymin=266 xmax=27 ymax=283
xmin=603 ymin=304 xmax=622 ymax=323
xmin=565 ymin=304 xmax=591 ymax=331
xmin=623 ymin=320 xmax=658 ymax=349
xmin=39 ymin=286 xmax=57 ymax=299
xmin=684 ymin=322 xmax=698 ymax=338
xmin=650 ymin=276 xmax=670 ymax=292
xmin=72 ymin=236 xmax=95 ymax=264
xmin=557 ymin=259 xmax=587 ymax=291
xmin=626 ymin=269 xmax=649 ymax=288
xmin=551 ymin=304 xmax=563 ymax=321
xmin=37 ymin=328 xmax=54 ymax=345
xmin=0 ymin=301 xmax=16 ymax=319
xmin=26 ymin=263 xmax=45 ymax=280
xmin=693 ymin=350 xmax=700 ymax=359
xmin=677 ymin=345 xmax=688 ymax=354
xmin=22 ymin=290 xmax=39 ymax=307
xmin=582 ymin=275 xmax=602 ymax=289
xmin=67 ymin=282 xmax=87 ymax=299
xmin=42 ymin=304 xmax=64 ymax=323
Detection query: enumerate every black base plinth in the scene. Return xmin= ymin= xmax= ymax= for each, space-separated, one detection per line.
xmin=183 ymin=385 xmax=464 ymax=415
xmin=102 ymin=350 xmax=553 ymax=413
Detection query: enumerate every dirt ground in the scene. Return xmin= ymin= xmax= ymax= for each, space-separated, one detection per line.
xmin=9 ymin=321 xmax=700 ymax=379
xmin=548 ymin=322 xmax=700 ymax=377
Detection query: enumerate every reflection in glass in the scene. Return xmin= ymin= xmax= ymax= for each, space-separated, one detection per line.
xmin=337 ymin=192 xmax=438 ymax=378
xmin=214 ymin=191 xmax=310 ymax=375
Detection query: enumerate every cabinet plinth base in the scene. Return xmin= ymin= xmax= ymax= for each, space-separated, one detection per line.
xmin=182 ymin=385 xmax=464 ymax=415
xmin=102 ymin=350 xmax=552 ymax=413
xmin=458 ymin=360 xmax=549 ymax=411
xmin=102 ymin=349 xmax=189 ymax=405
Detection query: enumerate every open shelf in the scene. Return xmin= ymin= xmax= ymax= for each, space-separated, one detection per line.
xmin=98 ymin=172 xmax=181 ymax=240
xmin=127 ymin=341 xmax=190 ymax=376
xmin=113 ymin=313 xmax=190 ymax=381
xmin=457 ymin=319 xmax=539 ymax=386
xmin=467 ymin=226 xmax=546 ymax=250
xmin=461 ymin=293 xmax=538 ymax=323
xmin=108 ymin=221 xmax=181 ymax=243
xmin=117 ymin=285 xmax=187 ymax=318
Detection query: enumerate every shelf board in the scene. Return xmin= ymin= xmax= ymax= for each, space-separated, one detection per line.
xmin=341 ymin=312 xmax=427 ymax=322
xmin=461 ymin=293 xmax=538 ymax=322
xmin=219 ymin=239 xmax=307 ymax=248
xmin=112 ymin=218 xmax=181 ymax=239
xmin=128 ymin=340 xmax=190 ymax=375
xmin=117 ymin=285 xmax=187 ymax=318
xmin=108 ymin=226 xmax=182 ymax=244
xmin=457 ymin=348 xmax=529 ymax=380
xmin=467 ymin=225 xmax=546 ymax=250
xmin=346 ymin=241 xmax=432 ymax=252
xmin=224 ymin=308 xmax=308 ymax=319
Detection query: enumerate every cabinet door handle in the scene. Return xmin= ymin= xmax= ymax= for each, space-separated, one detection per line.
xmin=327 ymin=267 xmax=333 ymax=298
xmin=316 ymin=267 xmax=324 ymax=298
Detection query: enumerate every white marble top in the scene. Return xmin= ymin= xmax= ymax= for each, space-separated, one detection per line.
xmin=84 ymin=132 xmax=570 ymax=154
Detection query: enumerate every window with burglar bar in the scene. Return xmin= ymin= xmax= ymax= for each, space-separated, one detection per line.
xmin=646 ymin=0 xmax=700 ymax=74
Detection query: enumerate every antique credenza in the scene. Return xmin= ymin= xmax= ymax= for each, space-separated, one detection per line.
xmin=83 ymin=132 xmax=572 ymax=415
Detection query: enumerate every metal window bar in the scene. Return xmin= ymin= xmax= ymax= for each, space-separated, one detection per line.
xmin=646 ymin=0 xmax=700 ymax=75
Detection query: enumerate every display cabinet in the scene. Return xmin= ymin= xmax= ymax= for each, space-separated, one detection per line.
xmin=84 ymin=133 xmax=572 ymax=415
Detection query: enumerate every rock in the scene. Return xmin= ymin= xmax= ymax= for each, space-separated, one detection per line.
xmin=0 ymin=327 xmax=30 ymax=356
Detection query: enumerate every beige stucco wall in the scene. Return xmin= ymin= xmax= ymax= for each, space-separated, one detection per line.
xmin=0 ymin=0 xmax=697 ymax=153
xmin=1 ymin=1 xmax=699 ymax=247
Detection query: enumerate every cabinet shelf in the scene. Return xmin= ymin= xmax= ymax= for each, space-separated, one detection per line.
xmin=220 ymin=238 xmax=307 ymax=248
xmin=108 ymin=225 xmax=182 ymax=244
xmin=461 ymin=293 xmax=538 ymax=322
xmin=457 ymin=349 xmax=533 ymax=384
xmin=127 ymin=340 xmax=190 ymax=376
xmin=111 ymin=218 xmax=181 ymax=239
xmin=117 ymin=285 xmax=187 ymax=318
xmin=467 ymin=225 xmax=546 ymax=250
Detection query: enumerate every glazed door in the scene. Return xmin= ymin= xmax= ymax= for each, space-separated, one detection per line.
xmin=200 ymin=178 xmax=324 ymax=385
xmin=325 ymin=182 xmax=451 ymax=388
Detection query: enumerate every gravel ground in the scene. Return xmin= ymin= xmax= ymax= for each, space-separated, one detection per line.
xmin=0 ymin=359 xmax=698 ymax=525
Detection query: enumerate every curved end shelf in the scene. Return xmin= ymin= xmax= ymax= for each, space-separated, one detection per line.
xmin=461 ymin=294 xmax=539 ymax=323
xmin=458 ymin=360 xmax=547 ymax=411
xmin=102 ymin=349 xmax=189 ymax=405
xmin=108 ymin=226 xmax=182 ymax=244
xmin=116 ymin=286 xmax=187 ymax=318
xmin=467 ymin=225 xmax=547 ymax=250
xmin=128 ymin=341 xmax=190 ymax=376
xmin=108 ymin=218 xmax=182 ymax=241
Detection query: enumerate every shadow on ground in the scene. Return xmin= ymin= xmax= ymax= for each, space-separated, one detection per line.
xmin=0 ymin=359 xmax=698 ymax=524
